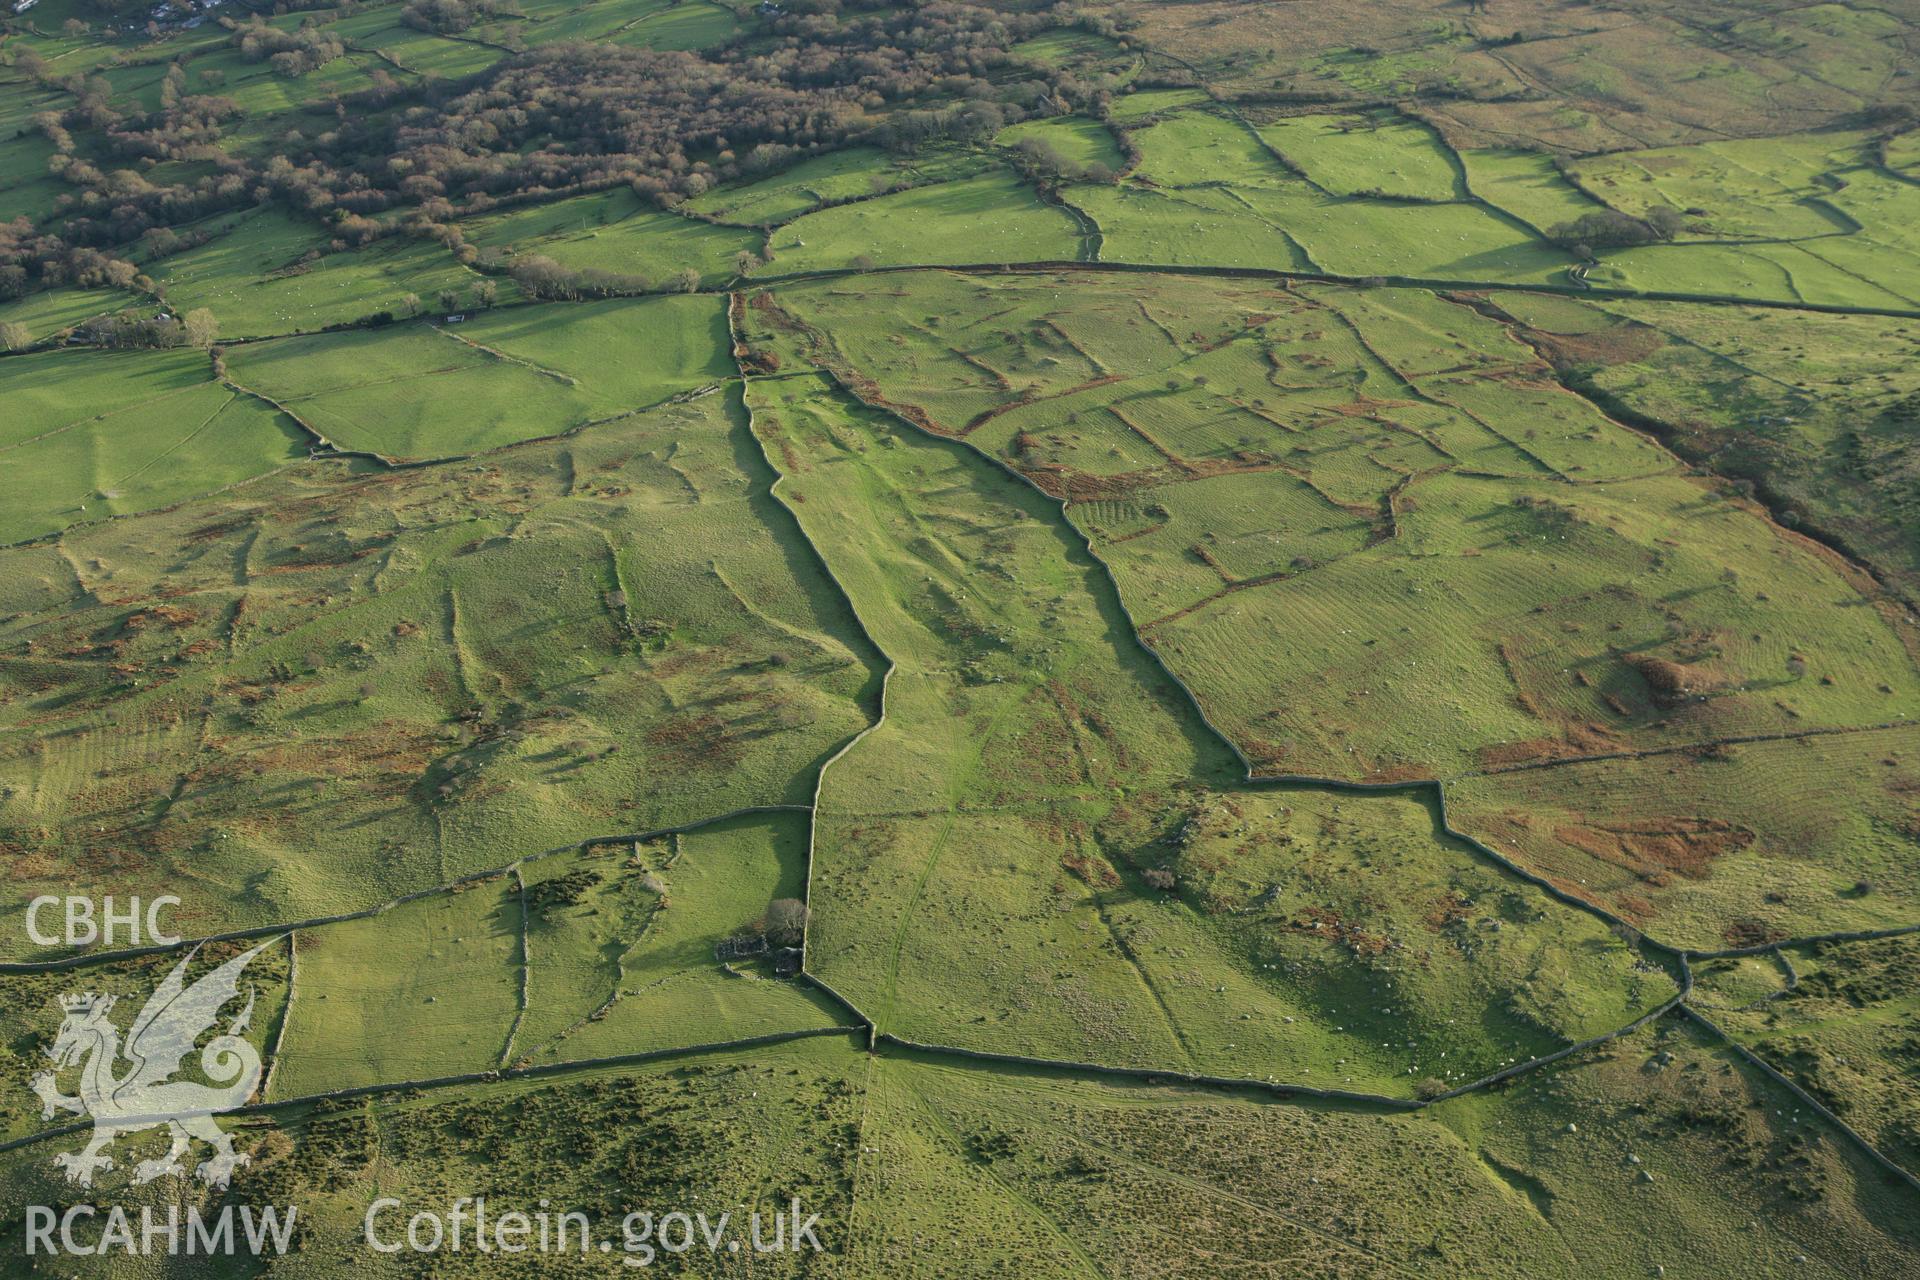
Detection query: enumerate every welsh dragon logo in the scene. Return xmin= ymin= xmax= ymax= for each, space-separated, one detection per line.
xmin=30 ymin=940 xmax=274 ymax=1190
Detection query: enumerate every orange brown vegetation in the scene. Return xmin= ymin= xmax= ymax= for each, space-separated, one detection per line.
xmin=1474 ymin=722 xmax=1624 ymax=769
xmin=1550 ymin=816 xmax=1754 ymax=883
xmin=1520 ymin=323 xmax=1668 ymax=372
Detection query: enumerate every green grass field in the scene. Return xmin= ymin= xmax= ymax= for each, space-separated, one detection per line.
xmin=764 ymin=269 xmax=1920 ymax=956
xmin=1567 ymin=133 xmax=1870 ymax=242
xmin=1230 ymin=185 xmax=1572 ymax=281
xmin=995 ymin=115 xmax=1125 ymax=175
xmin=220 ymin=294 xmax=730 ymax=460
xmin=6 ymin=5 xmax=1920 ymax=1269
xmin=685 ymin=147 xmax=903 ymax=225
xmin=466 ymin=192 xmax=762 ymax=286
xmin=268 ymin=876 xmax=523 ymax=1097
xmin=149 ymin=209 xmax=505 ymax=339
xmin=1132 ymin=110 xmax=1295 ymax=188
xmin=1257 ymin=111 xmax=1464 ymax=201
xmin=0 ymin=346 xmax=306 ymax=543
xmin=473 ymin=0 xmax=742 ymax=52
xmin=269 ymin=812 xmax=843 ymax=1097
xmin=1584 ymin=239 xmax=1920 ymax=309
xmin=771 ymin=272 xmax=1919 ymax=773
xmin=1107 ymin=87 xmax=1212 ymax=121
xmin=0 ymin=287 xmax=131 ymax=344
xmin=0 ymin=379 xmax=306 ymax=544
xmin=512 ymin=813 xmax=848 ymax=1065
xmin=335 ymin=16 xmax=505 ymax=78
xmin=1552 ymin=133 xmax=1920 ymax=307
xmin=1068 ymin=183 xmax=1317 ymax=270
xmin=508 ymin=0 xmax=677 ymax=46
xmin=224 ymin=324 xmax=593 ymax=461
xmin=0 ymin=391 xmax=882 ymax=962
xmin=1051 ymin=108 xmax=1577 ymax=282
xmin=611 ymin=0 xmax=743 ymax=50
xmin=1013 ymin=27 xmax=1136 ymax=76
xmin=1888 ymin=128 xmax=1920 ymax=176
xmin=738 ymin=346 xmax=1670 ymax=1095
xmin=1460 ymin=147 xmax=1610 ymax=235
xmin=761 ymin=170 xmax=1084 ymax=273
xmin=0 ymin=133 xmax=67 ymax=225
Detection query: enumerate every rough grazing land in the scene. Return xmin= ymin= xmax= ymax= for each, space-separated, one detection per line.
xmin=3 ymin=0 xmax=1919 ymax=1273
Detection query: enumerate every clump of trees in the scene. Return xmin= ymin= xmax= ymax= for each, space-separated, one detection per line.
xmin=763 ymin=898 xmax=809 ymax=947
xmin=227 ymin=17 xmax=347 ymax=78
xmin=3 ymin=1 xmax=1103 ymax=303
xmin=39 ymin=303 xmax=218 ymax=350
xmin=1546 ymin=206 xmax=1689 ymax=253
xmin=874 ymin=100 xmax=1016 ymax=153
xmin=183 ymin=307 xmax=218 ymax=346
xmin=507 ymin=254 xmax=673 ymax=301
xmin=401 ymin=0 xmax=517 ymax=34
xmin=80 ymin=310 xmax=184 ymax=348
xmin=0 ymin=218 xmax=149 ymax=301
xmin=295 ymin=1 xmax=1067 ymax=210
xmin=1007 ymin=135 xmax=1115 ymax=186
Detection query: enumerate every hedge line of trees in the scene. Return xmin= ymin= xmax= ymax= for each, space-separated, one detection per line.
xmin=401 ymin=0 xmax=519 ymax=35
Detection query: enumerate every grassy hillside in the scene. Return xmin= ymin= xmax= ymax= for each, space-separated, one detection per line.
xmin=3 ymin=0 xmax=1918 ymax=1271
